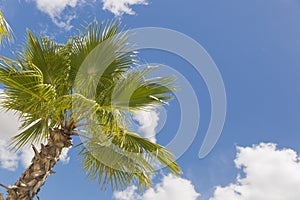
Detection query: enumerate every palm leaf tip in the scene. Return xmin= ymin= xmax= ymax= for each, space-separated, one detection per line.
xmin=0 ymin=11 xmax=14 ymax=45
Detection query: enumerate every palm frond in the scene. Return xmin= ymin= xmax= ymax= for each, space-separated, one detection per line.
xmin=0 ymin=57 xmax=60 ymax=149
xmin=79 ymin=138 xmax=153 ymax=190
xmin=0 ymin=57 xmax=57 ymax=113
xmin=68 ymin=19 xmax=136 ymax=97
xmin=115 ymin=131 xmax=181 ymax=176
xmin=22 ymin=31 xmax=71 ymax=95
xmin=111 ymin=67 xmax=176 ymax=109
xmin=11 ymin=118 xmax=49 ymax=149
xmin=78 ymin=130 xmax=181 ymax=190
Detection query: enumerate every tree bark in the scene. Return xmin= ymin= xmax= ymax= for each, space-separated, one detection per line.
xmin=2 ymin=128 xmax=72 ymax=200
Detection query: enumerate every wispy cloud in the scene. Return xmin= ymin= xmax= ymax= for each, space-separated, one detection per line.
xmin=113 ymin=174 xmax=200 ymax=200
xmin=102 ymin=0 xmax=148 ymax=16
xmin=210 ymin=143 xmax=300 ymax=200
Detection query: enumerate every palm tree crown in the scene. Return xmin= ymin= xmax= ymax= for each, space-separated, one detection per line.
xmin=0 ymin=19 xmax=181 ymax=196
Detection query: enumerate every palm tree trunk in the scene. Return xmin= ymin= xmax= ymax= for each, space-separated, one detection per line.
xmin=2 ymin=128 xmax=72 ymax=200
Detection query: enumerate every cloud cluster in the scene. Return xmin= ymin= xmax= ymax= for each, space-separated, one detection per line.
xmin=34 ymin=0 xmax=79 ymax=18
xmin=113 ymin=174 xmax=200 ymax=200
xmin=29 ymin=0 xmax=81 ymax=30
xmin=102 ymin=0 xmax=148 ymax=16
xmin=0 ymin=138 xmax=35 ymax=171
xmin=210 ymin=143 xmax=300 ymax=200
xmin=114 ymin=143 xmax=300 ymax=200
xmin=27 ymin=0 xmax=149 ymax=30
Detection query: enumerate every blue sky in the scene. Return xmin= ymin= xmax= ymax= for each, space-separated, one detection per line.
xmin=1 ymin=0 xmax=300 ymax=199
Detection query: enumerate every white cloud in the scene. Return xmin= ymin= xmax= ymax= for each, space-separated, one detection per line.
xmin=59 ymin=147 xmax=71 ymax=164
xmin=114 ymin=186 xmax=140 ymax=200
xmin=0 ymin=95 xmax=22 ymax=171
xmin=34 ymin=0 xmax=79 ymax=19
xmin=0 ymin=110 xmax=20 ymax=140
xmin=20 ymin=147 xmax=34 ymax=168
xmin=29 ymin=0 xmax=82 ymax=30
xmin=26 ymin=0 xmax=149 ymax=30
xmin=51 ymin=14 xmax=77 ymax=30
xmin=133 ymin=107 xmax=159 ymax=143
xmin=0 ymin=139 xmax=19 ymax=171
xmin=210 ymin=143 xmax=300 ymax=200
xmin=102 ymin=0 xmax=148 ymax=16
xmin=0 ymin=108 xmax=34 ymax=170
xmin=114 ymin=174 xmax=200 ymax=200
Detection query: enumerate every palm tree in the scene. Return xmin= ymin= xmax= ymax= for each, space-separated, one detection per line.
xmin=0 ymin=11 xmax=13 ymax=45
xmin=0 ymin=20 xmax=181 ymax=200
